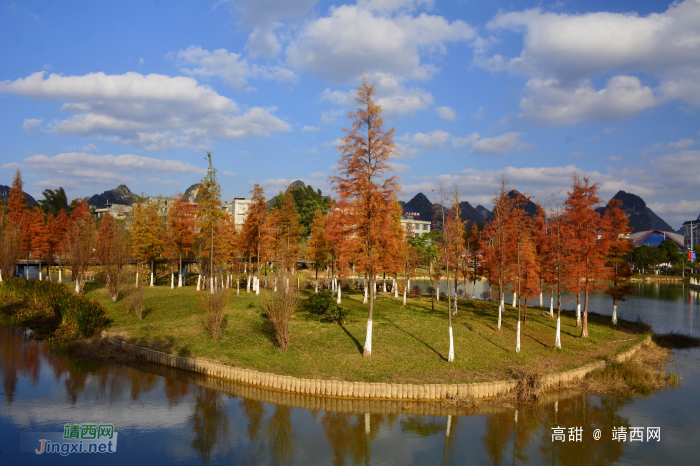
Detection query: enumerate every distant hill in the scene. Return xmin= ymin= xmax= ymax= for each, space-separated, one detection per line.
xmin=458 ymin=200 xmax=487 ymax=228
xmin=596 ymin=191 xmax=673 ymax=233
xmin=403 ymin=192 xmax=434 ymax=223
xmin=87 ymin=185 xmax=140 ymax=208
xmin=507 ymin=190 xmax=539 ymax=217
xmin=0 ymin=185 xmax=38 ymax=206
xmin=475 ymin=205 xmax=492 ymax=222
xmin=183 ymin=183 xmax=202 ymax=204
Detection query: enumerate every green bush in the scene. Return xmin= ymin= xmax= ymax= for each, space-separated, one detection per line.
xmin=306 ymin=291 xmax=350 ymax=324
xmin=0 ymin=277 xmax=106 ymax=338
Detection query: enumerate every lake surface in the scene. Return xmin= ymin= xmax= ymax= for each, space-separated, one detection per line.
xmin=1 ymin=282 xmax=699 ymax=465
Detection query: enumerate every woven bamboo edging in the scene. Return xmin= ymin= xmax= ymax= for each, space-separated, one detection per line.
xmin=104 ymin=333 xmax=651 ymax=402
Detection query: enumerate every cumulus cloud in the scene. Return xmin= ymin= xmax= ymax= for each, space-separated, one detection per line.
xmin=173 ymin=46 xmax=296 ymax=90
xmin=436 ymin=106 xmax=456 ymax=121
xmin=519 ymin=75 xmax=656 ymax=126
xmin=452 ymin=132 xmax=480 ymax=149
xmin=471 ymin=132 xmax=533 ymax=155
xmin=399 ymin=130 xmax=450 ymax=151
xmin=286 ymin=3 xmax=474 ymax=84
xmin=3 ymin=151 xmax=206 ymax=195
xmin=0 ymin=71 xmax=291 ymax=150
xmin=302 ymin=125 xmax=320 ymax=132
xmin=23 ymin=118 xmax=42 ymax=133
xmin=478 ymin=1 xmax=700 ymax=124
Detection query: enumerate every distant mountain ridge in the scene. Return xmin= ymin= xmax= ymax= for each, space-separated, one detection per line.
xmin=596 ymin=190 xmax=673 ymax=233
xmin=87 ymin=184 xmax=140 ymax=208
xmin=0 ymin=185 xmax=38 ymax=206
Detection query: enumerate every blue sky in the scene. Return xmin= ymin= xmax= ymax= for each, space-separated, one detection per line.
xmin=1 ymin=0 xmax=698 ymax=228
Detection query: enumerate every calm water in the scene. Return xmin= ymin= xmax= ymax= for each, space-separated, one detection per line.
xmin=1 ymin=283 xmax=699 ymax=465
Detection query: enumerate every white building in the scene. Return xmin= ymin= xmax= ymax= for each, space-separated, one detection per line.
xmin=400 ymin=210 xmax=431 ymax=236
xmin=223 ymin=198 xmax=252 ymax=231
xmin=93 ymin=203 xmax=133 ymax=220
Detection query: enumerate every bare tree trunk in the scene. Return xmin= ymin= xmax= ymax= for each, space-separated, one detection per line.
xmin=364 ymin=271 xmax=374 ymax=356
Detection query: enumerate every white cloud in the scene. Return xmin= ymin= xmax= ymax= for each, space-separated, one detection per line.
xmin=23 ymin=118 xmax=42 ymax=133
xmin=5 ymin=151 xmax=206 ymax=195
xmin=0 ymin=71 xmax=291 ymax=150
xmin=471 ymin=106 xmax=484 ymax=121
xmin=471 ymin=132 xmax=532 ymax=155
xmin=667 ymin=138 xmax=696 ymax=150
xmin=302 ymin=125 xmax=320 ymax=132
xmin=245 ymin=27 xmax=282 ymax=59
xmin=223 ymin=170 xmax=237 ymax=176
xmin=648 ymin=199 xmax=700 ymax=228
xmin=320 ymin=109 xmax=344 ymax=124
xmin=436 ymin=106 xmax=456 ymax=121
xmin=452 ymin=132 xmax=480 ymax=149
xmin=173 ymin=46 xmax=296 ymax=90
xmin=139 ymin=58 xmax=144 ymax=65
xmin=572 ymin=151 xmax=584 ymax=157
xmin=609 ymin=155 xmax=622 ymax=161
xmin=519 ymin=75 xmax=656 ymax=126
xmin=285 ymin=3 xmax=474 ymax=84
xmin=388 ymin=161 xmax=410 ymax=175
xmin=478 ymin=1 xmax=700 ymax=124
xmin=322 ymin=137 xmax=344 ymax=148
xmin=399 ymin=130 xmax=450 ymax=151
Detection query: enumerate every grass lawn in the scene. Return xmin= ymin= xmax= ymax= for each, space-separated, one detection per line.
xmin=85 ymin=282 xmax=649 ymax=385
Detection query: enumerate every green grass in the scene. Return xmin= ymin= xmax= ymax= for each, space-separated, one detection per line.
xmin=85 ymin=283 xmax=649 ymax=385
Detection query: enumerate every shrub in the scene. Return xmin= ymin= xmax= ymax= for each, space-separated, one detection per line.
xmin=261 ymin=270 xmax=298 ymax=351
xmin=199 ymin=286 xmax=230 ymax=342
xmin=409 ymin=286 xmax=422 ymax=298
xmin=124 ymin=283 xmax=145 ymax=320
xmin=306 ymin=290 xmax=350 ymax=324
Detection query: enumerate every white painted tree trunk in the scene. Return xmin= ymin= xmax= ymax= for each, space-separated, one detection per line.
xmin=286 ymin=278 xmax=289 ymax=292
xmin=498 ymin=295 xmax=503 ymax=330
xmin=448 ymin=326 xmax=454 ymax=362
xmin=512 ymin=292 xmax=517 ymax=307
xmin=75 ymin=280 xmax=80 ymax=293
xmin=364 ymin=319 xmax=372 ymax=356
xmin=555 ymin=316 xmax=562 ymax=349
xmin=383 ymin=277 xmax=386 ymax=292
xmin=171 ymin=273 xmax=174 ymax=289
xmin=403 ymin=289 xmax=407 ymax=306
xmin=436 ymin=278 xmax=440 ymax=301
xmin=407 ymin=279 xmax=411 ymax=291
xmin=315 ymin=279 xmax=318 ymax=293
xmin=576 ymin=303 xmax=581 ymax=325
xmin=274 ymin=278 xmax=277 ymax=292
xmin=453 ymin=294 xmax=457 ymax=316
xmin=136 ymin=272 xmax=139 ymax=288
xmin=197 ymin=274 xmax=201 ymax=291
xmin=150 ymin=270 xmax=154 ymax=288
xmin=337 ymin=286 xmax=341 ymax=304
xmin=394 ymin=279 xmax=398 ymax=298
xmin=516 ymin=321 xmax=521 ymax=353
xmin=612 ymin=304 xmax=618 ymax=325
xmin=39 ymin=269 xmax=43 ymax=281
xmin=210 ymin=277 xmax=214 ymax=294
xmin=539 ymin=292 xmax=543 ymax=307
xmin=0 ymin=269 xmax=3 ymax=282
xmin=59 ymin=268 xmax=62 ymax=283
xmin=550 ymin=295 xmax=554 ymax=318
xmin=178 ymin=268 xmax=183 ymax=287
xmin=364 ymin=284 xmax=368 ymax=304
xmin=255 ymin=276 xmax=260 ymax=295
xmin=237 ymin=278 xmax=239 ymax=295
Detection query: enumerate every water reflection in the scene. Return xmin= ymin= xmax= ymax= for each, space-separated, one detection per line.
xmin=1 ymin=281 xmax=699 ymax=465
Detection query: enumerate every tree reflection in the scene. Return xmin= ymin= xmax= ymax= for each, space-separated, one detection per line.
xmin=240 ymin=398 xmax=266 ymax=441
xmin=163 ymin=376 xmax=190 ymax=406
xmin=481 ymin=395 xmax=632 ymax=466
xmin=320 ymin=411 xmax=394 ymax=466
xmin=0 ymin=324 xmax=42 ymax=403
xmin=263 ymin=405 xmax=296 ymax=466
xmin=189 ymin=386 xmax=229 ymax=465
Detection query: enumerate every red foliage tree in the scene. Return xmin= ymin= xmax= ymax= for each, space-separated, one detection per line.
xmin=564 ymin=175 xmax=610 ymax=338
xmin=602 ymin=199 xmax=634 ymax=324
xmin=330 ymin=73 xmax=400 ymax=357
xmin=166 ymin=194 xmax=196 ymax=287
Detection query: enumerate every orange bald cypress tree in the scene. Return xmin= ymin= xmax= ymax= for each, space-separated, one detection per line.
xmin=166 ymin=194 xmax=196 ymax=287
xmin=273 ymin=191 xmax=302 ymax=271
xmin=331 ymin=73 xmax=400 ymax=357
xmin=565 ymin=174 xmax=609 ymax=338
xmin=602 ymin=199 xmax=634 ymax=325
xmin=307 ymin=209 xmax=329 ymax=292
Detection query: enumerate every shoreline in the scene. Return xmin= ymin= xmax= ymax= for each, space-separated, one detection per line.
xmin=102 ymin=331 xmax=651 ymax=402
